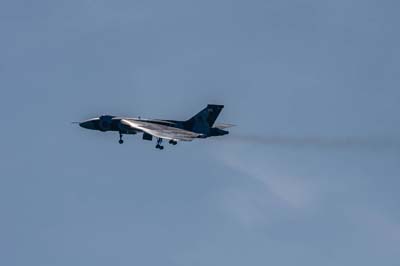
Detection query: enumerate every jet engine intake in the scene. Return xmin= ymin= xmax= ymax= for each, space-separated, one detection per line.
xmin=143 ymin=133 xmax=153 ymax=141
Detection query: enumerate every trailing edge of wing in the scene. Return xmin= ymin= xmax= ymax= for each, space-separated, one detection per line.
xmin=121 ymin=119 xmax=202 ymax=141
xmin=214 ymin=123 xmax=235 ymax=129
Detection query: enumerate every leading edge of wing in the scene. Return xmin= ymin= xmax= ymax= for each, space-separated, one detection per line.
xmin=121 ymin=119 xmax=202 ymax=141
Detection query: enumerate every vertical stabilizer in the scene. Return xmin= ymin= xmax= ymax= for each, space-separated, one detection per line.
xmin=185 ymin=104 xmax=224 ymax=134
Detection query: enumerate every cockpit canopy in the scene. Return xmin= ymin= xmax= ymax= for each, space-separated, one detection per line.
xmin=98 ymin=115 xmax=115 ymax=131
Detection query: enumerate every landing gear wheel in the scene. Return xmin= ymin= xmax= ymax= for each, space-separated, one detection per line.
xmin=156 ymin=138 xmax=164 ymax=150
xmin=118 ymin=132 xmax=124 ymax=144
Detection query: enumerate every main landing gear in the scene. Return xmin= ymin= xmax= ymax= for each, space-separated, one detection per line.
xmin=118 ymin=132 xmax=124 ymax=144
xmin=156 ymin=138 xmax=164 ymax=150
xmin=169 ymin=140 xmax=177 ymax=145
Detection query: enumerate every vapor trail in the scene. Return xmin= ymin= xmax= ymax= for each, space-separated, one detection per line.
xmin=222 ymin=135 xmax=400 ymax=151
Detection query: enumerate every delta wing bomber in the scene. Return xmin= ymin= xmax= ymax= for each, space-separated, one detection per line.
xmin=76 ymin=104 xmax=233 ymax=150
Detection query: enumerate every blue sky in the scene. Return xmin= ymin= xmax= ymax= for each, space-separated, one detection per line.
xmin=1 ymin=0 xmax=400 ymax=265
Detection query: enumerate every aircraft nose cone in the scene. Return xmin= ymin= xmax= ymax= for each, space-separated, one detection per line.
xmin=79 ymin=121 xmax=92 ymax=129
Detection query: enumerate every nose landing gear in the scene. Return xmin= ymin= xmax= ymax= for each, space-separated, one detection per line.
xmin=118 ymin=132 xmax=124 ymax=144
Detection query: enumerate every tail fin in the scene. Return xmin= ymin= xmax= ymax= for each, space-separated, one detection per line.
xmin=185 ymin=104 xmax=224 ymax=134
